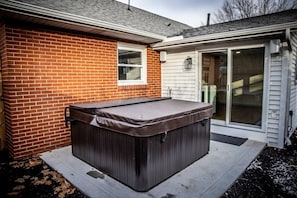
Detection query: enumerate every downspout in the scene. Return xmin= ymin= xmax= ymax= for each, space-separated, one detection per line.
xmin=284 ymin=28 xmax=293 ymax=146
xmin=285 ymin=28 xmax=292 ymax=52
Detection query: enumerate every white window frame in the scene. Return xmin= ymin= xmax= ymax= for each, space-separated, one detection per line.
xmin=117 ymin=42 xmax=147 ymax=86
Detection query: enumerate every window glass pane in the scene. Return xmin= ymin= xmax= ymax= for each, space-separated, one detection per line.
xmin=118 ymin=49 xmax=141 ymax=65
xmin=118 ymin=66 xmax=141 ymax=80
xmin=231 ymin=47 xmax=264 ymax=126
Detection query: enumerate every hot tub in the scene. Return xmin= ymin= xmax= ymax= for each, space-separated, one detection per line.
xmin=66 ymin=98 xmax=212 ymax=191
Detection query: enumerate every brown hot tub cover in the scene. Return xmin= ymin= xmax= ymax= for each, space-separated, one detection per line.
xmin=96 ymin=99 xmax=213 ymax=137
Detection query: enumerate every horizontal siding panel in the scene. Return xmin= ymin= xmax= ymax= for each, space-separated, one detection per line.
xmin=267 ymin=131 xmax=279 ymax=138
xmin=268 ymin=118 xmax=279 ymax=125
xmin=269 ymin=90 xmax=281 ymax=96
xmin=271 ymin=62 xmax=282 ymax=66
xmin=267 ymin=130 xmax=279 ymax=135
xmin=267 ymin=118 xmax=280 ymax=124
xmin=161 ymin=51 xmax=197 ymax=102
xmin=269 ymin=81 xmax=281 ymax=86
xmin=267 ymin=129 xmax=279 ymax=133
xmin=161 ymin=87 xmax=196 ymax=93
xmin=271 ymin=58 xmax=282 ymax=64
xmin=270 ymin=75 xmax=282 ymax=81
xmin=267 ymin=133 xmax=278 ymax=142
xmin=161 ymin=78 xmax=196 ymax=82
xmin=163 ymin=88 xmax=194 ymax=92
xmin=268 ymin=117 xmax=280 ymax=123
xmin=269 ymin=100 xmax=280 ymax=105
xmin=269 ymin=95 xmax=281 ymax=101
xmin=270 ymin=71 xmax=281 ymax=76
xmin=167 ymin=78 xmax=196 ymax=83
xmin=270 ymin=66 xmax=281 ymax=72
xmin=268 ymin=104 xmax=280 ymax=110
xmin=162 ymin=73 xmax=195 ymax=78
xmin=163 ymin=60 xmax=189 ymax=64
xmin=266 ymin=133 xmax=279 ymax=139
xmin=269 ymin=85 xmax=281 ymax=90
xmin=163 ymin=76 xmax=196 ymax=82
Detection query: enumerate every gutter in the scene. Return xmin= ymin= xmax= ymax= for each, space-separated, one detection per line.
xmin=0 ymin=0 xmax=166 ymax=41
xmin=152 ymin=21 xmax=297 ymax=50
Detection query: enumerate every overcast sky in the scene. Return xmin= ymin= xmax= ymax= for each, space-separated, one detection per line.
xmin=116 ymin=0 xmax=225 ymax=27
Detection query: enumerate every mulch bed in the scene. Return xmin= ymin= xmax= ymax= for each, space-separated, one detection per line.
xmin=1 ymin=130 xmax=296 ymax=198
xmin=0 ymin=155 xmax=88 ymax=198
xmin=222 ymin=130 xmax=297 ymax=198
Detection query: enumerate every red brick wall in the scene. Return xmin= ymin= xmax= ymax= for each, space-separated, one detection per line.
xmin=0 ymin=24 xmax=8 ymax=151
xmin=2 ymin=25 xmax=161 ymax=159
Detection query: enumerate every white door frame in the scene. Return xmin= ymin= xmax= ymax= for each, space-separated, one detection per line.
xmin=197 ymin=44 xmax=268 ymax=132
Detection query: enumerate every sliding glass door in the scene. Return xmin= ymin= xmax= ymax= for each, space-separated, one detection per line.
xmin=201 ymin=46 xmax=265 ymax=127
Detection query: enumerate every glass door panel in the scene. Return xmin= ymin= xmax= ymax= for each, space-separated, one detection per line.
xmin=202 ymin=52 xmax=227 ymax=121
xmin=230 ymin=48 xmax=264 ymax=126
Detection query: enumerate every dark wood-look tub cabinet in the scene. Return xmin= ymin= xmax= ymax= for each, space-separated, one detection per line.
xmin=66 ymin=98 xmax=212 ymax=191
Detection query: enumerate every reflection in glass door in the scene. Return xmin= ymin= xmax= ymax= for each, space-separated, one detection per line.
xmin=230 ymin=48 xmax=264 ymax=126
xmin=201 ymin=51 xmax=227 ymax=121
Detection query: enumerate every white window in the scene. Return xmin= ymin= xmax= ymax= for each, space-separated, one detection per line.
xmin=117 ymin=43 xmax=147 ymax=85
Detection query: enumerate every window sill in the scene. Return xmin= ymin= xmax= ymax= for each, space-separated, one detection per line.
xmin=118 ymin=81 xmax=147 ymax=86
xmin=117 ymin=84 xmax=148 ymax=90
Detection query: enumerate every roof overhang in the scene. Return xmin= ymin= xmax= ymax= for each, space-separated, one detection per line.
xmin=152 ymin=22 xmax=297 ymax=50
xmin=0 ymin=0 xmax=166 ymax=44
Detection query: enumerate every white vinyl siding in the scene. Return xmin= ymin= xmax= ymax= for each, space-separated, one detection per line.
xmin=267 ymin=55 xmax=282 ymax=146
xmin=289 ymin=32 xmax=297 ymax=136
xmin=161 ymin=51 xmax=197 ymax=101
xmin=266 ymin=39 xmax=296 ymax=148
xmin=263 ymin=36 xmax=297 ymax=148
xmin=266 ymin=53 xmax=282 ymax=147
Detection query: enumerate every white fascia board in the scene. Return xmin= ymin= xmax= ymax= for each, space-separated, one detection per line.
xmin=152 ymin=21 xmax=297 ymax=50
xmin=0 ymin=0 xmax=166 ymax=41
xmin=163 ymin=35 xmax=184 ymax=42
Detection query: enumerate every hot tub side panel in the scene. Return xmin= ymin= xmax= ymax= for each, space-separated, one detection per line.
xmin=71 ymin=118 xmax=210 ymax=191
xmin=138 ymin=119 xmax=210 ymax=191
xmin=71 ymin=121 xmax=139 ymax=187
xmin=93 ymin=127 xmax=138 ymax=187
xmin=71 ymin=121 xmax=95 ymax=165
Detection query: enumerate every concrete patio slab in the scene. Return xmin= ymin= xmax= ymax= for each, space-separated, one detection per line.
xmin=41 ymin=140 xmax=265 ymax=198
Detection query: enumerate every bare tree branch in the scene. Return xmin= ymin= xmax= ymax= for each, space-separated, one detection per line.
xmin=214 ymin=0 xmax=297 ymax=23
